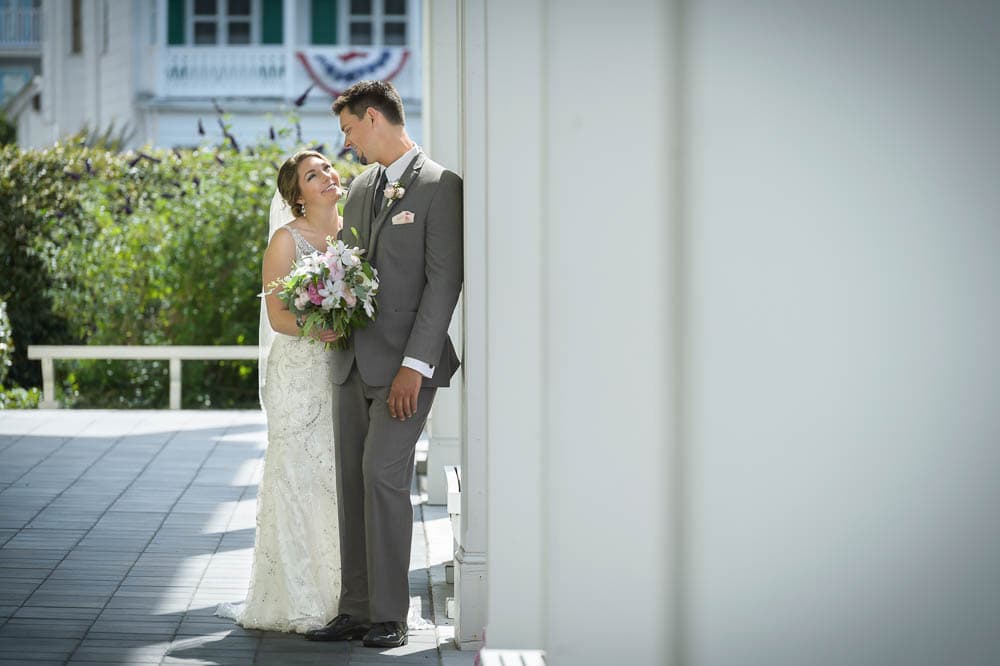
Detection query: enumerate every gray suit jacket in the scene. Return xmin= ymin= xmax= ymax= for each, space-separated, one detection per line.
xmin=332 ymin=151 xmax=463 ymax=388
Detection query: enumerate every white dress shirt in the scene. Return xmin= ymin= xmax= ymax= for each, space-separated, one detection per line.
xmin=380 ymin=145 xmax=435 ymax=380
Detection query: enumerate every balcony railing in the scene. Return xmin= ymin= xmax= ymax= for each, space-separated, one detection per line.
xmin=162 ymin=47 xmax=287 ymax=98
xmin=0 ymin=6 xmax=40 ymax=49
xmin=158 ymin=45 xmax=418 ymax=102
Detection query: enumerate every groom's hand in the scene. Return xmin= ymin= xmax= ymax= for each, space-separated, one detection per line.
xmin=388 ymin=367 xmax=423 ymax=420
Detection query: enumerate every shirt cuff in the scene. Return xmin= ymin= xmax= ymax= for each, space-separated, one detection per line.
xmin=402 ymin=356 xmax=435 ymax=379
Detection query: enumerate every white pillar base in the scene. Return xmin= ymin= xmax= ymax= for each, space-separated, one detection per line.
xmin=454 ymin=544 xmax=487 ymax=649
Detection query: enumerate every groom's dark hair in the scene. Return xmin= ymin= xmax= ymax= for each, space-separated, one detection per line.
xmin=332 ymin=80 xmax=406 ymax=126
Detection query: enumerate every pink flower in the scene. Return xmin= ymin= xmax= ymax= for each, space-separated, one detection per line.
xmin=384 ymin=182 xmax=405 ymax=201
xmin=306 ymin=282 xmax=324 ymax=306
xmin=343 ymin=291 xmax=357 ymax=308
xmin=326 ymin=257 xmax=346 ymax=282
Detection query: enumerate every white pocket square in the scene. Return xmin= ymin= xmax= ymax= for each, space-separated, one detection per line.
xmin=392 ymin=211 xmax=415 ymax=225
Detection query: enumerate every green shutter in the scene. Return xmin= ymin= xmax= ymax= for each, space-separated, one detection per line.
xmin=261 ymin=0 xmax=283 ymax=44
xmin=311 ymin=0 xmax=338 ymax=45
xmin=167 ymin=0 xmax=185 ymax=45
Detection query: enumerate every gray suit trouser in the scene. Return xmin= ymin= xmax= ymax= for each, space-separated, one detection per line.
xmin=332 ymin=363 xmax=437 ymax=623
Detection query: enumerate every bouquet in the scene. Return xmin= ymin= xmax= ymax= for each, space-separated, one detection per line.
xmin=268 ymin=236 xmax=379 ymax=350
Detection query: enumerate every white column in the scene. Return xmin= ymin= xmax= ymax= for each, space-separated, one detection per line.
xmin=154 ymin=0 xmax=167 ymax=100
xmin=83 ymin=0 xmax=100 ymax=130
xmin=468 ymin=0 xmax=682 ymax=663
xmin=420 ymin=0 xmax=460 ymax=164
xmin=422 ymin=0 xmax=464 ymax=506
xmin=129 ymin=1 xmax=143 ymax=148
xmin=454 ymin=0 xmax=488 ymax=650
xmin=410 ymin=0 xmax=422 ymax=114
xmin=471 ymin=0 xmax=547 ymax=650
xmin=542 ymin=3 xmax=679 ymax=662
xmin=40 ymin=0 xmax=61 ymax=131
xmin=282 ymin=0 xmax=296 ymax=102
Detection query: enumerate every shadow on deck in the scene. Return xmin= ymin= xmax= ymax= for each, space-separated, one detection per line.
xmin=0 ymin=410 xmax=471 ymax=666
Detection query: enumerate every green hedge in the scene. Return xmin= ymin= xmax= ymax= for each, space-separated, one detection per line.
xmin=1 ymin=119 xmax=365 ymax=408
xmin=0 ymin=298 xmax=40 ymax=408
xmin=0 ymin=140 xmax=84 ymax=390
xmin=0 ymin=110 xmax=14 ymax=146
xmin=0 ymin=299 xmax=12 ymax=384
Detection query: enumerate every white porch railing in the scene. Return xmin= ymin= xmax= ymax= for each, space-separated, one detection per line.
xmin=162 ymin=47 xmax=287 ymax=98
xmin=156 ymin=46 xmax=419 ymax=101
xmin=0 ymin=5 xmax=40 ymax=48
xmin=27 ymin=345 xmax=258 ymax=410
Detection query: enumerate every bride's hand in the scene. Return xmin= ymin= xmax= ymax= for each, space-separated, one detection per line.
xmin=308 ymin=327 xmax=341 ymax=344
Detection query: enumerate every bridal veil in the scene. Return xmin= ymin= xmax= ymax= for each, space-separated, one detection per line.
xmin=258 ymin=189 xmax=294 ymax=408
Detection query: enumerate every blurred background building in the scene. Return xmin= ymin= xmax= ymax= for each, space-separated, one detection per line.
xmin=0 ymin=0 xmax=41 ymax=107
xmin=3 ymin=0 xmax=422 ymax=149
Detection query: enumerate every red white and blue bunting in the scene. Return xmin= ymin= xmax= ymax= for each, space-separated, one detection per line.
xmin=296 ymin=48 xmax=410 ymax=97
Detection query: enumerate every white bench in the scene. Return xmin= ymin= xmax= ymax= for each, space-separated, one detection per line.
xmin=478 ymin=650 xmax=547 ymax=666
xmin=27 ymin=345 xmax=258 ymax=409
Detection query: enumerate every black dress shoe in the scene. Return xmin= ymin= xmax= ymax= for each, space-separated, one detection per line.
xmin=362 ymin=621 xmax=408 ymax=648
xmin=304 ymin=613 xmax=371 ymax=641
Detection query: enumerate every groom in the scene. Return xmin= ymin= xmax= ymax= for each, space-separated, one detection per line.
xmin=305 ymin=80 xmax=463 ymax=648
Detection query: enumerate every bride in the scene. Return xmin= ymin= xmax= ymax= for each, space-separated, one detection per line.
xmin=217 ymin=150 xmax=344 ymax=633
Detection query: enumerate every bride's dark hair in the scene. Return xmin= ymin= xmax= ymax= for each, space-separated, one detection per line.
xmin=277 ymin=150 xmax=329 ymax=218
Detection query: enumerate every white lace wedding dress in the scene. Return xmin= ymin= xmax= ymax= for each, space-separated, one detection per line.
xmin=216 ymin=225 xmax=341 ymax=633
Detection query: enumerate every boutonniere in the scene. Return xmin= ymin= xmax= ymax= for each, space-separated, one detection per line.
xmin=383 ymin=181 xmax=405 ymax=205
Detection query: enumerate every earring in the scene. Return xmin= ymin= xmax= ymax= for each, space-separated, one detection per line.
xmin=299 ymin=202 xmax=306 ymax=216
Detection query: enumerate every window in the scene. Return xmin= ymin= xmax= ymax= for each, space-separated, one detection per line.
xmin=322 ymin=0 xmax=406 ymax=46
xmin=190 ymin=0 xmax=256 ymax=46
xmin=0 ymin=68 xmax=32 ymax=105
xmin=348 ymin=0 xmax=373 ymax=45
xmin=71 ymin=0 xmax=82 ymax=53
xmin=382 ymin=0 xmax=406 ymax=46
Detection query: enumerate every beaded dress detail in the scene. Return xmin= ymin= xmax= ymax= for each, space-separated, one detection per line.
xmin=216 ymin=225 xmax=341 ymax=633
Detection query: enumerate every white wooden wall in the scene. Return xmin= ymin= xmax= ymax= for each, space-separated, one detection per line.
xmin=28 ymin=0 xmax=139 ymax=148
xmin=683 ymin=2 xmax=1000 ymax=665
xmin=457 ymin=0 xmax=678 ymax=661
xmin=446 ymin=0 xmax=1000 ymax=664
xmin=95 ymin=0 xmax=133 ymax=130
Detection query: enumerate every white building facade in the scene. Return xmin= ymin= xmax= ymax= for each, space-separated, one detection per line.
xmin=9 ymin=0 xmax=422 ymax=149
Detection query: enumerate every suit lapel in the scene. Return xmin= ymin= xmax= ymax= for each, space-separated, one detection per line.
xmin=368 ymin=151 xmax=426 ymax=258
xmin=342 ymin=165 xmax=379 ymax=248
